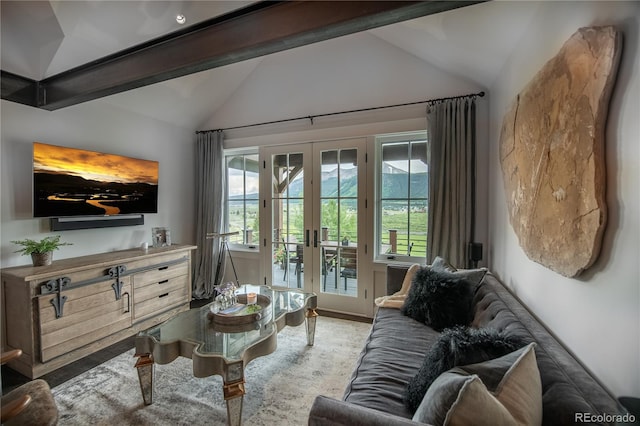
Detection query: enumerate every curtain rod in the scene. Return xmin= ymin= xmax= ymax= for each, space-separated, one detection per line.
xmin=196 ymin=91 xmax=484 ymax=134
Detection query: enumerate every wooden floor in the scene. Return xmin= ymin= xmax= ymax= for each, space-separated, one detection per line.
xmin=1 ymin=297 xmax=370 ymax=394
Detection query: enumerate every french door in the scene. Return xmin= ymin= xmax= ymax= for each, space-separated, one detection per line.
xmin=259 ymin=138 xmax=371 ymax=316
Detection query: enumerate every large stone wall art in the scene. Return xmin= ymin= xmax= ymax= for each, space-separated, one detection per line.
xmin=499 ymin=26 xmax=622 ymax=277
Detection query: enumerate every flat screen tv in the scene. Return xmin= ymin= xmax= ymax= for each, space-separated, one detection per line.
xmin=33 ymin=142 xmax=159 ymax=218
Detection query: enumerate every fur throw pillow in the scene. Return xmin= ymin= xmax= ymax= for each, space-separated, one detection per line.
xmin=401 ymin=268 xmax=475 ymax=331
xmin=404 ymin=326 xmax=530 ymax=412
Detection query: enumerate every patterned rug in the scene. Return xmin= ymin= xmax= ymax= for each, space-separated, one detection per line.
xmin=52 ymin=316 xmax=371 ymax=425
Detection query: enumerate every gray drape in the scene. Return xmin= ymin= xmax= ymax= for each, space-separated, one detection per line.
xmin=426 ymin=98 xmax=476 ymax=268
xmin=192 ymin=131 xmax=226 ymax=299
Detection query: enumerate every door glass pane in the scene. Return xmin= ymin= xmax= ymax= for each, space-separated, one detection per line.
xmin=271 ymin=153 xmax=304 ymax=289
xmin=321 ymin=152 xmax=338 ymax=198
xmin=320 ymin=149 xmax=357 ymax=297
xmin=339 ymin=149 xmax=357 ymax=196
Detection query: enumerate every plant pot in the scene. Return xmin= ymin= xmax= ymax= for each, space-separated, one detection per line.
xmin=31 ymin=252 xmax=53 ymax=266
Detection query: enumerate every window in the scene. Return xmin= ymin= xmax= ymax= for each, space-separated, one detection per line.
xmin=376 ymin=132 xmax=428 ymax=261
xmin=225 ymin=151 xmax=259 ymax=246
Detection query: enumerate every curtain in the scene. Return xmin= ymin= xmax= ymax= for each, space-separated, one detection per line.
xmin=426 ymin=98 xmax=476 ymax=268
xmin=192 ymin=131 xmax=226 ymax=299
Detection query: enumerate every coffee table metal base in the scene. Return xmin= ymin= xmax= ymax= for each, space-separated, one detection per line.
xmin=306 ymin=308 xmax=318 ymax=346
xmin=135 ymin=353 xmax=154 ymax=405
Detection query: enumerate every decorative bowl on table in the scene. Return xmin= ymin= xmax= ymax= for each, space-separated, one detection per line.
xmin=209 ymin=293 xmax=272 ymax=326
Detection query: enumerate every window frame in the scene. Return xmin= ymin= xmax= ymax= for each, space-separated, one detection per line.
xmin=374 ymin=131 xmax=429 ymax=263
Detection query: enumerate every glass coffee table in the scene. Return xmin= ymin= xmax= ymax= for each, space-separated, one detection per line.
xmin=134 ymin=285 xmax=317 ymax=426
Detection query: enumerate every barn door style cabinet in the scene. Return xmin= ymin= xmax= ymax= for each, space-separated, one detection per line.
xmin=1 ymin=244 xmax=196 ymax=378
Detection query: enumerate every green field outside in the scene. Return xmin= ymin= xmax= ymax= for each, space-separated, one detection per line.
xmin=228 ymin=200 xmax=427 ymax=257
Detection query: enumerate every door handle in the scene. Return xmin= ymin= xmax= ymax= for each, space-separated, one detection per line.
xmin=306 ymin=229 xmax=310 ymax=247
xmin=122 ymin=292 xmax=130 ymax=314
xmin=313 ymin=230 xmax=318 ymax=248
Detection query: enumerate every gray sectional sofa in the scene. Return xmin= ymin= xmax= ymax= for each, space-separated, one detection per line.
xmin=308 ymin=265 xmax=623 ymax=425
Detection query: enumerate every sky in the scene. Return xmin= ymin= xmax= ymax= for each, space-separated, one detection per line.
xmin=33 ymin=142 xmax=158 ymax=185
xmin=228 ymin=168 xmax=258 ymax=197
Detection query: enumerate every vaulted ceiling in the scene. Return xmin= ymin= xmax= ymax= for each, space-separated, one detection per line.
xmin=1 ymin=0 xmax=540 ymax=129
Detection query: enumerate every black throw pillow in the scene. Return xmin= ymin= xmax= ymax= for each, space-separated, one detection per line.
xmin=404 ymin=326 xmax=530 ymax=412
xmin=401 ymin=267 xmax=475 ymax=331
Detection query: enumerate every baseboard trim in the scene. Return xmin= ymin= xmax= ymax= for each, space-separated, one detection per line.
xmin=317 ymin=309 xmax=373 ymax=324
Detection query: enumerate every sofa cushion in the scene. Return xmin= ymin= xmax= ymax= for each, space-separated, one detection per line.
xmin=431 ymin=256 xmax=488 ymax=286
xmin=401 ymin=268 xmax=475 ymax=331
xmin=342 ymin=307 xmax=441 ymax=419
xmin=412 ymin=343 xmax=542 ymax=425
xmin=404 ymin=326 xmax=528 ymax=412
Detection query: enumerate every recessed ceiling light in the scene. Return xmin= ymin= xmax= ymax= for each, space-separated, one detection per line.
xmin=176 ymin=14 xmax=186 ymax=25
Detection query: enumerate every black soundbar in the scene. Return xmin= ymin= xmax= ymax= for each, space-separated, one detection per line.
xmin=50 ymin=214 xmax=144 ymax=231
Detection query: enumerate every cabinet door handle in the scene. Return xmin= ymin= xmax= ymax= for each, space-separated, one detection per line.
xmin=122 ymin=292 xmax=130 ymax=313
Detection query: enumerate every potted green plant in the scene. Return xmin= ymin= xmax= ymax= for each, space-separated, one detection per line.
xmin=11 ymin=235 xmax=72 ymax=266
xmin=274 ymin=246 xmax=287 ymax=269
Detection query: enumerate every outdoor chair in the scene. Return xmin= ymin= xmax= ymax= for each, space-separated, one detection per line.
xmin=282 ymin=241 xmax=304 ymax=288
xmin=291 ymin=244 xmax=304 ymax=288
xmin=339 ymin=246 xmax=357 ymax=291
xmin=321 ymin=247 xmax=337 ymax=291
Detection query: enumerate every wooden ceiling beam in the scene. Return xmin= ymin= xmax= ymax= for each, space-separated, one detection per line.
xmin=1 ymin=0 xmax=486 ymax=110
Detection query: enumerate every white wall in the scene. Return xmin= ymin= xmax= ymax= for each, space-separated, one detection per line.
xmin=0 ymin=100 xmax=196 ymax=267
xmin=204 ymin=31 xmax=484 ymax=136
xmin=488 ymin=2 xmax=640 ymax=398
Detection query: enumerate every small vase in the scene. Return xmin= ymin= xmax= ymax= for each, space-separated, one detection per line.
xmin=31 ymin=252 xmax=53 ymax=267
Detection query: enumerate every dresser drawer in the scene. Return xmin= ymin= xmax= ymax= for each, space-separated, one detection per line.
xmin=134 ymin=263 xmax=189 ymax=288
xmin=133 ymin=282 xmax=190 ymax=321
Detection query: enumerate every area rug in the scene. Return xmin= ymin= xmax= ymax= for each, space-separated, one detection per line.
xmin=52 ymin=316 xmax=371 ymax=425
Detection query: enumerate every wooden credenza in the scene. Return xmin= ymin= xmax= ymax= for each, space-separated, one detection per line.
xmin=1 ymin=244 xmax=196 ymax=378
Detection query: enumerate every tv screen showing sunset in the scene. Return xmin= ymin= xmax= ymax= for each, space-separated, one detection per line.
xmin=33 ymin=142 xmax=159 ymax=217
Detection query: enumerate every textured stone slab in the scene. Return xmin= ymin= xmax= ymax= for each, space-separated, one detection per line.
xmin=499 ymin=26 xmax=621 ymax=277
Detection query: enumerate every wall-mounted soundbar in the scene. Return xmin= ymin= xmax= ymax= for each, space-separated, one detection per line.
xmin=50 ymin=214 xmax=144 ymax=231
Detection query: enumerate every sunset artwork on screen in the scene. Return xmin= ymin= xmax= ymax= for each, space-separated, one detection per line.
xmin=33 ymin=142 xmax=159 ymax=218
